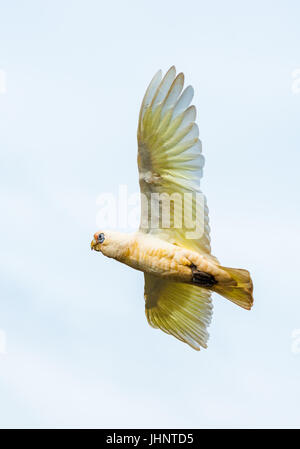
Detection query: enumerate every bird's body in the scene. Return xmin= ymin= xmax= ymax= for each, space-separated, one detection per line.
xmin=91 ymin=66 xmax=254 ymax=350
xmin=93 ymin=231 xmax=230 ymax=284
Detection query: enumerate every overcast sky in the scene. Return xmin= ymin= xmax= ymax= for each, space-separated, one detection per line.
xmin=0 ymin=0 xmax=300 ymax=428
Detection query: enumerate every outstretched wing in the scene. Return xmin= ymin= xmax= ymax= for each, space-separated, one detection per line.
xmin=138 ymin=67 xmax=216 ymax=350
xmin=144 ymin=274 xmax=213 ymax=350
xmin=137 ymin=66 xmax=213 ymax=257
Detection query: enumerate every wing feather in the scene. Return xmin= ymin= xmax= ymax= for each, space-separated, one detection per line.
xmin=151 ymin=66 xmax=176 ymax=111
xmin=138 ymin=69 xmax=162 ymax=131
xmin=161 ymin=72 xmax=184 ymax=115
xmin=173 ymin=85 xmax=194 ymax=117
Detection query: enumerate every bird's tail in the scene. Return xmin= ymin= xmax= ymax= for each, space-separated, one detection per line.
xmin=212 ymin=266 xmax=254 ymax=310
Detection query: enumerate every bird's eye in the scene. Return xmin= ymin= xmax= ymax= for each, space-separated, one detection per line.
xmin=98 ymin=233 xmax=105 ymax=243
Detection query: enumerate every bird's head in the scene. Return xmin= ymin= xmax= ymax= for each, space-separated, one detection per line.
xmin=91 ymin=230 xmax=128 ymax=259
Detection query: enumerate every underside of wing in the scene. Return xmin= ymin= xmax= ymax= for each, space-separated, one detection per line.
xmin=137 ymin=66 xmax=215 ymax=260
xmin=144 ymin=273 xmax=213 ymax=350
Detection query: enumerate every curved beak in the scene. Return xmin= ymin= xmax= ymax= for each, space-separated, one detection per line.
xmin=91 ymin=239 xmax=97 ymax=250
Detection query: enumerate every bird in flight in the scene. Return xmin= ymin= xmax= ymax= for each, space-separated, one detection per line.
xmin=91 ymin=66 xmax=253 ymax=351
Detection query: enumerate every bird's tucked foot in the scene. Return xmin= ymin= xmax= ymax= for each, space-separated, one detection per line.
xmin=190 ymin=264 xmax=217 ymax=287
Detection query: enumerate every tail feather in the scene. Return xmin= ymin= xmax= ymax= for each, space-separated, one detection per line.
xmin=213 ymin=266 xmax=253 ymax=310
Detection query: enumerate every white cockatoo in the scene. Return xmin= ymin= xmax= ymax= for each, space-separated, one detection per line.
xmin=91 ymin=67 xmax=253 ymax=350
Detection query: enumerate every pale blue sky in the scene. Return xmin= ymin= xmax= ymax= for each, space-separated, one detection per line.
xmin=0 ymin=0 xmax=300 ymax=428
